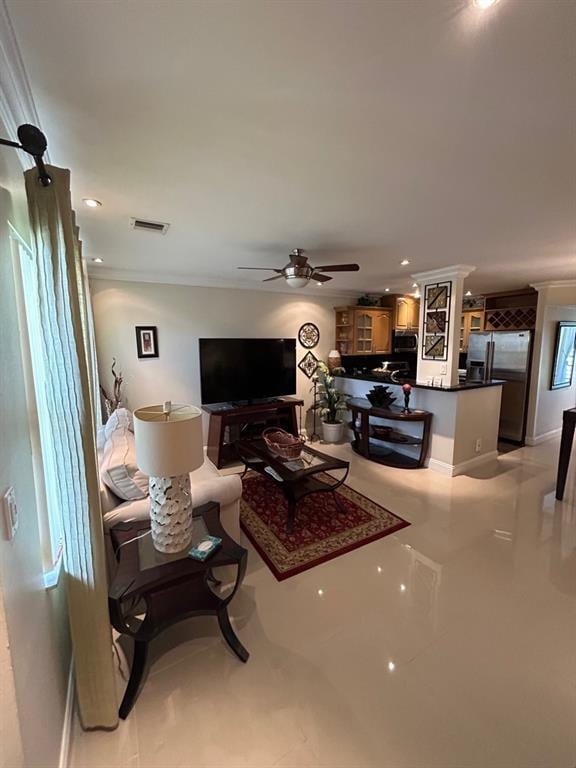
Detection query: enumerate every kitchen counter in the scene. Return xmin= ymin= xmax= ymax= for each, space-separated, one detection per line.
xmin=336 ymin=372 xmax=505 ymax=392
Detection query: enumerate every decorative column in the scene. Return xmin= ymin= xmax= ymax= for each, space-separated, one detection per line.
xmin=412 ymin=265 xmax=475 ymax=387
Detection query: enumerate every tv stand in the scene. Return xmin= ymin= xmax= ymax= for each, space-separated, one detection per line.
xmin=202 ymin=397 xmax=304 ymax=469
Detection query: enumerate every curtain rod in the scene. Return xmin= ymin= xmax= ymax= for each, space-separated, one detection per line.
xmin=0 ymin=123 xmax=52 ymax=186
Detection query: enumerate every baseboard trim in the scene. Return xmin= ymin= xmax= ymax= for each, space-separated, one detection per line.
xmin=525 ymin=428 xmax=562 ymax=446
xmin=58 ymin=660 xmax=74 ymax=768
xmin=428 ymin=450 xmax=499 ymax=477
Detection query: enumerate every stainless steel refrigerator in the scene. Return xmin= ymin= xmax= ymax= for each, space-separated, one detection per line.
xmin=467 ymin=331 xmax=533 ymax=443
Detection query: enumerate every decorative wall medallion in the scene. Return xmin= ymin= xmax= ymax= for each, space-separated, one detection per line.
xmin=136 ymin=326 xmax=159 ymax=358
xmin=424 ymin=335 xmax=446 ymax=359
xmin=298 ymin=322 xmax=320 ymax=349
xmin=425 ymin=310 xmax=447 ymax=334
xmin=298 ymin=351 xmax=319 ymax=379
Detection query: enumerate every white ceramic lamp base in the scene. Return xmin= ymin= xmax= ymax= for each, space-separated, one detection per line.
xmin=149 ymin=474 xmax=193 ymax=553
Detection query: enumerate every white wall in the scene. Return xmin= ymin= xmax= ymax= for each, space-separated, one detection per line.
xmin=526 ymin=282 xmax=576 ymax=443
xmin=91 ymin=278 xmax=351 ymax=436
xmin=0 ymin=123 xmax=70 ymax=767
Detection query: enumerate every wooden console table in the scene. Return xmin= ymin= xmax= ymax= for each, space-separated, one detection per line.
xmin=556 ymin=407 xmax=576 ymax=501
xmin=203 ymin=397 xmax=304 ymax=468
xmin=348 ymin=397 xmax=432 ymax=469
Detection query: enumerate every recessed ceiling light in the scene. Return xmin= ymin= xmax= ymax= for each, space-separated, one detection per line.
xmin=412 ymin=283 xmax=418 ymax=288
xmin=400 ymin=259 xmax=410 ymax=266
xmin=91 ymin=257 xmax=103 ymax=263
xmin=388 ymin=661 xmax=396 ymax=672
xmin=317 ymin=282 xmax=323 ymax=286
xmin=384 ymin=288 xmax=390 ymax=292
xmin=465 ymin=290 xmax=472 ymax=296
xmin=317 ymin=589 xmax=324 ymax=596
xmin=400 ymin=583 xmax=407 ymax=592
xmin=83 ymin=198 xmax=102 ymax=208
xmin=473 ymin=0 xmax=499 ymax=9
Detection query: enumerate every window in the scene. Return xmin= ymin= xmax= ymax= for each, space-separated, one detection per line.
xmin=10 ymin=224 xmax=64 ymax=587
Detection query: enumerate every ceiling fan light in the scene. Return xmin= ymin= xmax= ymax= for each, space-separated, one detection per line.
xmin=285 ymin=275 xmax=310 ymax=288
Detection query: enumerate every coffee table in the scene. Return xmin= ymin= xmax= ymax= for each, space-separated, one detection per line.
xmin=236 ymin=439 xmax=350 ymax=533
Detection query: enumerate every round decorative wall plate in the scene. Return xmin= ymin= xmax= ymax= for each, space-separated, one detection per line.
xmin=298 ymin=322 xmax=320 ymax=349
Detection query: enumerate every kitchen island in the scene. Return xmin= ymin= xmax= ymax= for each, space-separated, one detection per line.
xmin=336 ymin=374 xmax=505 ymax=476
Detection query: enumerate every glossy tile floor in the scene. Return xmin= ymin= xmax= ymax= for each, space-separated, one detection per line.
xmin=70 ymin=439 xmax=576 ymax=768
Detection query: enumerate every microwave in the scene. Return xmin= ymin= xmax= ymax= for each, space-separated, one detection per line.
xmin=393 ymin=331 xmax=419 ymax=352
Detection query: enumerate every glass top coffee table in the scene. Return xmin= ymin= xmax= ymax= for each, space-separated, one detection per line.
xmin=236 ymin=438 xmax=350 ymax=533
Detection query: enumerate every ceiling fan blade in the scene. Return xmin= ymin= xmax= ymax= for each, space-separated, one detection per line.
xmin=237 ymin=267 xmax=282 ymax=272
xmin=262 ymin=275 xmax=284 ymax=282
xmin=311 ymin=264 xmax=360 ymax=272
xmin=312 ymin=273 xmax=333 ymax=282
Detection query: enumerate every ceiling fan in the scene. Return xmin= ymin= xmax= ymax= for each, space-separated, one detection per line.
xmin=237 ymin=248 xmax=360 ymax=288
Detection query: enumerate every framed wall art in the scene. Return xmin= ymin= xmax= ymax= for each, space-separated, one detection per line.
xmin=422 ymin=281 xmax=451 ymax=361
xmin=550 ymin=321 xmax=576 ymax=390
xmin=136 ymin=326 xmax=159 ymax=359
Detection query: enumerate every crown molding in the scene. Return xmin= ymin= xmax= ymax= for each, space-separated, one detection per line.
xmin=530 ymin=279 xmax=576 ymax=291
xmin=0 ymin=0 xmax=47 ymax=167
xmin=411 ymin=264 xmax=476 ymax=283
xmin=87 ymin=266 xmax=361 ymax=299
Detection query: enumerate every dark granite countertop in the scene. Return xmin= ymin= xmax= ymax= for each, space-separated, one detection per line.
xmin=335 ymin=373 xmax=505 ymax=392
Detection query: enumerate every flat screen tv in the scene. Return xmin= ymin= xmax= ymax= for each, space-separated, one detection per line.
xmin=199 ymin=338 xmax=296 ymax=404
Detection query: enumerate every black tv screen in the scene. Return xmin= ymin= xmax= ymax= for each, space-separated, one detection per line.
xmin=199 ymin=338 xmax=296 ymax=404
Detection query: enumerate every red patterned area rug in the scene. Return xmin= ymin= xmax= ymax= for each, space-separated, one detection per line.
xmin=240 ymin=472 xmax=410 ymax=581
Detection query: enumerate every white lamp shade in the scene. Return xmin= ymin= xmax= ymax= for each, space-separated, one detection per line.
xmin=133 ymin=404 xmax=204 ymax=477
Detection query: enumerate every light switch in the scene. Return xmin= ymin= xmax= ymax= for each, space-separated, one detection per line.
xmin=2 ymin=487 xmax=18 ymax=541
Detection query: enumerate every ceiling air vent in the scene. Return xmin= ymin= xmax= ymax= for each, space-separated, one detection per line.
xmin=130 ymin=217 xmax=170 ymax=235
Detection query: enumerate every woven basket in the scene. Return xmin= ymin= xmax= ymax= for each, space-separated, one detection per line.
xmin=262 ymin=428 xmax=305 ymax=460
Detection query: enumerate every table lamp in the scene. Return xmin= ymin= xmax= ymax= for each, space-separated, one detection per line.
xmin=133 ymin=402 xmax=204 ymax=553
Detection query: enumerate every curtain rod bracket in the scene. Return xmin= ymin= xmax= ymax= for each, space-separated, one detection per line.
xmin=0 ymin=123 xmax=52 ymax=186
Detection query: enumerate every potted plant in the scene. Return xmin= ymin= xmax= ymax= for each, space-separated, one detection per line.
xmin=314 ymin=361 xmax=348 ymax=443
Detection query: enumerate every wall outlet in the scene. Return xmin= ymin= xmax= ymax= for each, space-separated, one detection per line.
xmin=474 ymin=438 xmax=482 ymax=454
xmin=2 ymin=487 xmax=18 ymax=540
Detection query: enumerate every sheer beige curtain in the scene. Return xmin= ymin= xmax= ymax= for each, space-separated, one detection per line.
xmin=24 ymin=166 xmax=117 ymax=729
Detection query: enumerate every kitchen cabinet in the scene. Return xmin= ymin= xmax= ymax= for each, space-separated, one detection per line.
xmin=394 ymin=296 xmax=420 ymax=330
xmin=460 ymin=311 xmax=484 ymax=352
xmin=334 ymin=307 xmax=392 ymax=355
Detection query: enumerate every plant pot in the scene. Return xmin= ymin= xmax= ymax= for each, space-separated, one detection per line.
xmin=322 ymin=420 xmax=344 ymax=443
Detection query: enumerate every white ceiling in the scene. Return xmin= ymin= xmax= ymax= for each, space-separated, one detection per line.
xmin=6 ymin=0 xmax=576 ymax=295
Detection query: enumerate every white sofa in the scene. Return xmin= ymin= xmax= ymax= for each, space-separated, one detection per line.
xmin=97 ymin=410 xmax=242 ymax=542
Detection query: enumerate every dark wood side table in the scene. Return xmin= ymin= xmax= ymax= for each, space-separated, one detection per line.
xmin=108 ymin=502 xmax=249 ymax=719
xmin=556 ymin=408 xmax=576 ymax=501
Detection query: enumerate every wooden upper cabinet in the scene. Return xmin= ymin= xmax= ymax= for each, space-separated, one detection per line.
xmin=460 ymin=310 xmax=484 ymax=352
xmin=372 ymin=310 xmax=392 ymax=353
xmin=395 ymin=296 xmax=419 ymax=330
xmin=381 ymin=294 xmax=420 ymax=330
xmin=334 ymin=307 xmax=392 ymax=355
